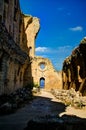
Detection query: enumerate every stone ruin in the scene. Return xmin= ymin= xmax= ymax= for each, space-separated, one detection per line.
xmin=0 ymin=0 xmax=40 ymax=95
xmin=62 ymin=37 xmax=86 ymax=96
xmin=0 ymin=0 xmax=62 ymax=97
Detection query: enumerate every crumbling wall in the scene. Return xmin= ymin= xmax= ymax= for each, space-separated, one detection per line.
xmin=0 ymin=0 xmax=40 ymax=95
xmin=62 ymin=37 xmax=86 ymax=96
xmin=20 ymin=15 xmax=40 ymax=87
xmin=0 ymin=0 xmax=29 ymax=95
xmin=0 ymin=0 xmax=21 ymax=44
xmin=0 ymin=22 xmax=30 ymax=94
xmin=31 ymin=56 xmax=62 ymax=90
xmin=23 ymin=15 xmax=40 ymax=57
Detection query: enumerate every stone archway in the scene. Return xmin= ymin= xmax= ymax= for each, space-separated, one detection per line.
xmin=40 ymin=77 xmax=45 ymax=88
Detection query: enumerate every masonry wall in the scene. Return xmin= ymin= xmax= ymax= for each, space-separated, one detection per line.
xmin=31 ymin=57 xmax=62 ymax=90
xmin=62 ymin=37 xmax=86 ymax=96
xmin=0 ymin=0 xmax=40 ymax=95
xmin=0 ymin=21 xmax=31 ymax=94
xmin=0 ymin=0 xmax=21 ymax=44
xmin=0 ymin=0 xmax=61 ymax=95
xmin=0 ymin=0 xmax=24 ymax=95
xmin=23 ymin=15 xmax=40 ymax=57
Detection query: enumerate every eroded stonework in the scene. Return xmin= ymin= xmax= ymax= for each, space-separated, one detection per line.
xmin=62 ymin=37 xmax=86 ymax=96
xmin=31 ymin=57 xmax=62 ymax=90
xmin=0 ymin=0 xmax=62 ymax=95
xmin=0 ymin=0 xmax=40 ymax=95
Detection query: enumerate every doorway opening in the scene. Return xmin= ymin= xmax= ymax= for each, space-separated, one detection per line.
xmin=40 ymin=77 xmax=45 ymax=88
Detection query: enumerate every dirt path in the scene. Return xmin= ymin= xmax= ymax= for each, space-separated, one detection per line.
xmin=0 ymin=89 xmax=86 ymax=130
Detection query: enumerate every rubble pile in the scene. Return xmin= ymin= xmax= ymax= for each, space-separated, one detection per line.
xmin=51 ymin=88 xmax=86 ymax=108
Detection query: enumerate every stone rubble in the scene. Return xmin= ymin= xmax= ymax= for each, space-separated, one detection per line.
xmin=51 ymin=88 xmax=86 ymax=108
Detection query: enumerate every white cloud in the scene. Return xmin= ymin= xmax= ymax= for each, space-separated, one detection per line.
xmin=36 ymin=46 xmax=73 ymax=55
xmin=69 ymin=26 xmax=83 ymax=31
xmin=35 ymin=45 xmax=73 ymax=70
xmin=35 ymin=47 xmax=48 ymax=52
xmin=57 ymin=46 xmax=73 ymax=53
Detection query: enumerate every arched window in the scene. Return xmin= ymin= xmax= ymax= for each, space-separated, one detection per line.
xmin=39 ymin=62 xmax=46 ymax=70
xmin=40 ymin=63 xmax=45 ymax=69
xmin=40 ymin=77 xmax=45 ymax=88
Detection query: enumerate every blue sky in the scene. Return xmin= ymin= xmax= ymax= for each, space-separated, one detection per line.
xmin=20 ymin=0 xmax=86 ymax=70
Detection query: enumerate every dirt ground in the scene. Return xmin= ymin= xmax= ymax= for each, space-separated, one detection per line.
xmin=0 ymin=89 xmax=86 ymax=130
xmin=37 ymin=90 xmax=86 ymax=118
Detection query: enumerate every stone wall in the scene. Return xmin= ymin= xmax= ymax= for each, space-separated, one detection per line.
xmin=62 ymin=37 xmax=86 ymax=96
xmin=0 ymin=0 xmax=21 ymax=44
xmin=0 ymin=0 xmax=40 ymax=95
xmin=0 ymin=0 xmax=61 ymax=95
xmin=31 ymin=57 xmax=62 ymax=90
xmin=0 ymin=21 xmax=30 ymax=95
xmin=23 ymin=15 xmax=40 ymax=57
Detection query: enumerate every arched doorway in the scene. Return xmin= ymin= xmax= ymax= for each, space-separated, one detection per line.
xmin=40 ymin=77 xmax=45 ymax=88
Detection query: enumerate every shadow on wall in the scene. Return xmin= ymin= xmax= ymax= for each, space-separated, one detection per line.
xmin=62 ymin=38 xmax=86 ymax=96
xmin=0 ymin=19 xmax=33 ymax=95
